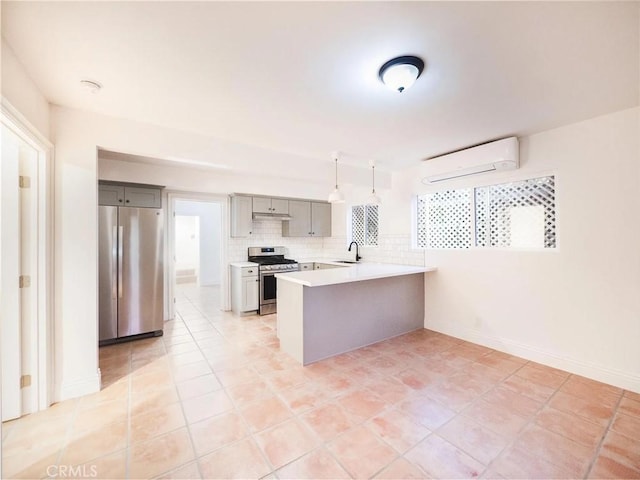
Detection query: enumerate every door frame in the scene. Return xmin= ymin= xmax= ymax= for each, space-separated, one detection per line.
xmin=1 ymin=98 xmax=54 ymax=414
xmin=165 ymin=192 xmax=230 ymax=320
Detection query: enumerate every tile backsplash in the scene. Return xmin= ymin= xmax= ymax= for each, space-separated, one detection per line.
xmin=229 ymin=219 xmax=425 ymax=266
xmin=228 ymin=219 xmax=324 ymax=263
xmin=323 ymin=234 xmax=426 ymax=266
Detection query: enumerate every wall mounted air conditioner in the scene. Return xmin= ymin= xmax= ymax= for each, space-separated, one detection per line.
xmin=421 ymin=137 xmax=519 ymax=184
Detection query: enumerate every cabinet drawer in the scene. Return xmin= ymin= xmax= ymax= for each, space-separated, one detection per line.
xmin=299 ymin=263 xmax=313 ymax=271
xmin=241 ymin=267 xmax=258 ymax=277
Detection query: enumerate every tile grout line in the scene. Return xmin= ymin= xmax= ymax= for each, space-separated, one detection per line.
xmin=125 ymin=345 xmax=133 ymax=479
xmin=583 ymin=389 xmax=625 ymax=479
xmin=49 ymin=393 xmax=82 ymax=478
xmin=177 ymin=287 xmax=289 ymax=478
xmin=167 ymin=289 xmax=205 ymax=479
xmin=484 ymin=370 xmax=579 ymax=477
xmin=402 ymin=351 xmax=530 ymax=477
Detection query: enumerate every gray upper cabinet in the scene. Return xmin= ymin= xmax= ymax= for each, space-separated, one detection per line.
xmin=98 ymin=184 xmax=162 ymax=208
xmin=311 ymin=202 xmax=332 ymax=237
xmin=98 ymin=184 xmax=125 ymax=206
xmin=282 ymin=200 xmax=332 ymax=237
xmin=230 ymin=195 xmax=253 ymax=237
xmin=124 ymin=186 xmax=162 ymax=208
xmin=283 ymin=200 xmax=312 ymax=236
xmin=253 ymin=197 xmax=289 ymax=214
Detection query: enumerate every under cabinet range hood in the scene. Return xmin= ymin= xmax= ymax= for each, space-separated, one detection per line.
xmin=252 ymin=212 xmax=292 ymax=221
xmin=421 ymin=137 xmax=519 ymax=184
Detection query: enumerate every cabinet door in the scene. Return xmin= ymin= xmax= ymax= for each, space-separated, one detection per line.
xmin=98 ymin=184 xmax=124 ymax=206
xmin=230 ymin=196 xmax=253 ymax=237
xmin=242 ymin=276 xmax=259 ymax=311
xmin=311 ymin=202 xmax=332 ymax=237
xmin=124 ymin=186 xmax=162 ymax=208
xmin=271 ymin=199 xmax=289 ymax=214
xmin=282 ymin=200 xmax=311 ymax=237
xmin=252 ymin=197 xmax=272 ymax=214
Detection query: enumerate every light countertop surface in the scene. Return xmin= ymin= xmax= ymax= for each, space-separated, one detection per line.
xmin=275 ymin=263 xmax=437 ymax=287
xmin=229 ymin=261 xmax=259 ymax=268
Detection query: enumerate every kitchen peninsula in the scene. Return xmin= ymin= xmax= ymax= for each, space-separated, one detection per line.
xmin=275 ymin=263 xmax=437 ymax=364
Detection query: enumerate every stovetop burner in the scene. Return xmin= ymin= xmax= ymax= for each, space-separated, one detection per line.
xmin=247 ymin=246 xmax=298 ymax=269
xmin=248 ymin=256 xmax=297 ymax=266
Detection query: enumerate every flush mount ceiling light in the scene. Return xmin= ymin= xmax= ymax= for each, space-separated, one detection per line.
xmin=378 ymin=55 xmax=424 ymax=93
xmin=80 ymin=79 xmax=102 ymax=94
xmin=367 ymin=160 xmax=381 ymax=205
xmin=328 ymin=151 xmax=345 ymax=204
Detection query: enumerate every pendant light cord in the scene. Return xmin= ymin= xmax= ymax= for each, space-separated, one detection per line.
xmin=371 ymin=165 xmax=376 ymax=194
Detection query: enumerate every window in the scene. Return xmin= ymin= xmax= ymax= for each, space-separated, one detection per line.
xmin=475 ymin=176 xmax=556 ymax=248
xmin=417 ymin=189 xmax=472 ymax=249
xmin=416 ymin=175 xmax=556 ymax=249
xmin=351 ymin=205 xmax=379 ymax=246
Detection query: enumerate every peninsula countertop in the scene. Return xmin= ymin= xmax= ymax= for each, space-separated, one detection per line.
xmin=275 ymin=262 xmax=437 ymax=287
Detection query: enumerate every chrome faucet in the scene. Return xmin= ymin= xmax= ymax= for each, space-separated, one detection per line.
xmin=348 ymin=241 xmax=361 ymax=262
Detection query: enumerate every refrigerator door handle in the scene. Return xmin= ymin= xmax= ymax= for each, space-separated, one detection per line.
xmin=118 ymin=225 xmax=124 ymax=298
xmin=112 ymin=225 xmax=118 ymax=299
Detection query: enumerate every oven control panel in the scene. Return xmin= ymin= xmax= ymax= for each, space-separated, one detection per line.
xmin=261 ymin=264 xmax=299 ymax=272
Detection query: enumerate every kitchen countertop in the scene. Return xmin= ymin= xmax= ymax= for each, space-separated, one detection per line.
xmin=275 ymin=262 xmax=436 ymax=287
xmin=229 ymin=261 xmax=259 ymax=268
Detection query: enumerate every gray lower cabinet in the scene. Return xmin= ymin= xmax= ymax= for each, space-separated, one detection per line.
xmin=231 ymin=265 xmax=259 ymax=314
xmin=230 ymin=195 xmax=253 ymax=237
xmin=282 ymin=200 xmax=331 ymax=237
xmin=313 ymin=263 xmax=342 ymax=270
xmin=98 ymin=183 xmax=162 ymax=208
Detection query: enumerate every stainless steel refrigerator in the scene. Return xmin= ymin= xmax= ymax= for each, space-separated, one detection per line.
xmin=99 ymin=205 xmax=164 ymax=344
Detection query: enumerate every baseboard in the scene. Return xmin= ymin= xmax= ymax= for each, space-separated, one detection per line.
xmin=426 ymin=320 xmax=640 ymax=394
xmin=57 ymin=370 xmax=101 ymax=402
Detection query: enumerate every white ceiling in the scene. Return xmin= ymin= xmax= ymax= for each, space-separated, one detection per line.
xmin=2 ymin=1 xmax=638 ymax=170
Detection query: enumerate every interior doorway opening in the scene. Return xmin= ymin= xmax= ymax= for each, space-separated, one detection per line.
xmin=167 ymin=195 xmax=228 ymax=320
xmin=175 ymin=214 xmax=200 ymax=285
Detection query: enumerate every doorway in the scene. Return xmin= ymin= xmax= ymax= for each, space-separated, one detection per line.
xmin=0 ymin=107 xmax=53 ymax=422
xmin=166 ymin=195 xmax=228 ymax=320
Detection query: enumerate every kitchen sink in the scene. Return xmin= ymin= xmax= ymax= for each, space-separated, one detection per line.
xmin=335 ymin=260 xmax=358 ymax=264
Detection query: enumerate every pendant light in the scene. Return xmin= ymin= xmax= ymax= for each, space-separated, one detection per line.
xmin=367 ymin=160 xmax=381 ymax=205
xmin=328 ymin=151 xmax=345 ymax=204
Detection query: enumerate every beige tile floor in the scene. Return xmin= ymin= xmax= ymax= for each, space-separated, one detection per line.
xmin=2 ymin=284 xmax=640 ymax=479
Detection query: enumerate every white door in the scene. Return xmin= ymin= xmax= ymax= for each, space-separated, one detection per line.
xmin=1 ymin=126 xmax=23 ymax=421
xmin=1 ymin=124 xmax=38 ymax=422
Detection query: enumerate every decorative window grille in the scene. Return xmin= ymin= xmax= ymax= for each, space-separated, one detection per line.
xmin=351 ymin=205 xmax=379 ymax=246
xmin=416 ymin=175 xmax=556 ymax=250
xmin=416 ymin=189 xmax=472 ymax=248
xmin=475 ymin=176 xmax=556 ymax=248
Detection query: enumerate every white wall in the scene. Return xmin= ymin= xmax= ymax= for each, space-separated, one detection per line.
xmin=174 ymin=200 xmax=222 ymax=286
xmin=174 ymin=215 xmax=200 ymax=274
xmin=1 ymin=39 xmax=50 ymax=139
xmin=392 ymin=107 xmax=640 ymax=392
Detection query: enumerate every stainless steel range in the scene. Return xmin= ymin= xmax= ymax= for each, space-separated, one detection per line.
xmin=248 ymin=247 xmax=299 ymax=315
